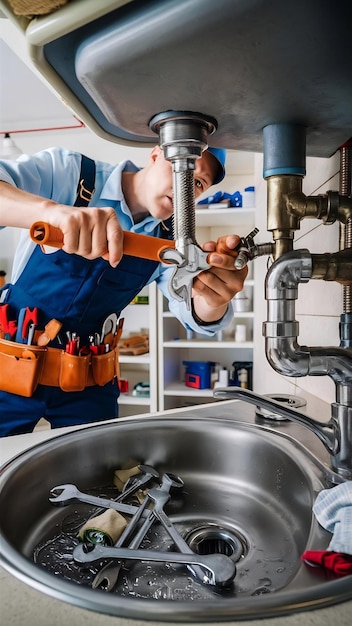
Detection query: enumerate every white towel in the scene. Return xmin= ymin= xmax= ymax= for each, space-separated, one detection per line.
xmin=313 ymin=482 xmax=352 ymax=555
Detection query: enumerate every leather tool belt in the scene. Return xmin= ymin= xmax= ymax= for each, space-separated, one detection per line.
xmin=0 ymin=338 xmax=119 ymax=397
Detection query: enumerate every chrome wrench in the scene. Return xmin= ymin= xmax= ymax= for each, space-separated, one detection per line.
xmin=146 ymin=477 xmax=214 ymax=585
xmin=49 ymin=484 xmax=143 ymax=517
xmin=73 ymin=543 xmax=236 ymax=587
xmin=89 ymin=464 xmax=160 ymax=519
xmin=166 ymin=244 xmax=210 ymax=310
xmin=91 ymin=472 xmax=181 ymax=591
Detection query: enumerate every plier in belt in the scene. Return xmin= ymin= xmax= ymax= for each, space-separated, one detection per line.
xmin=0 ymin=304 xmax=17 ymax=340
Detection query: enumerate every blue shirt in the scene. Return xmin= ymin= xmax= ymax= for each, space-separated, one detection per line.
xmin=0 ymin=147 xmax=232 ymax=335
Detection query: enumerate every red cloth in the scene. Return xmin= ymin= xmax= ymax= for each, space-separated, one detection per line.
xmin=302 ymin=550 xmax=352 ymax=576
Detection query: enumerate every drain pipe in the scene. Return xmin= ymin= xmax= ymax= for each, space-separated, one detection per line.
xmin=339 ymin=139 xmax=352 ymax=348
xmin=263 ymin=123 xmax=306 ymax=260
xmin=262 ymin=249 xmax=352 ymax=477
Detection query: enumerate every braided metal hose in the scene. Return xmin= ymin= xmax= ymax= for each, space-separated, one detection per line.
xmin=340 ymin=143 xmax=352 ymax=313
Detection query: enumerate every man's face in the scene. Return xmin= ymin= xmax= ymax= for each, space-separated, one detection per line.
xmin=146 ymin=146 xmax=219 ymax=220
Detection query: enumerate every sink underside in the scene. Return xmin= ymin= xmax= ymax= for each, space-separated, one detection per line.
xmin=25 ymin=0 xmax=352 ymax=156
xmin=1 ymin=414 xmax=351 ymax=622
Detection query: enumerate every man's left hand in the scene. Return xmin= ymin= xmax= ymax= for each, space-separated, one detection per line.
xmin=192 ymin=235 xmax=248 ymax=323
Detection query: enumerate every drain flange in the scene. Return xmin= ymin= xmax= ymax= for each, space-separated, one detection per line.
xmin=185 ymin=524 xmax=246 ymax=563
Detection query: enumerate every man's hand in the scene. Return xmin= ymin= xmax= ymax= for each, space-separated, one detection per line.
xmin=192 ymin=235 xmax=248 ymax=323
xmin=44 ymin=205 xmax=124 ymax=268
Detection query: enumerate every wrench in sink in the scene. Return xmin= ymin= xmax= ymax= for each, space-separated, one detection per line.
xmin=91 ymin=472 xmax=182 ymax=591
xmin=49 ymin=484 xmax=144 ymax=517
xmin=89 ymin=464 xmax=160 ymax=519
xmin=146 ymin=475 xmax=215 ymax=585
xmin=91 ymin=473 xmax=222 ymax=587
xmin=73 ymin=543 xmax=236 ymax=587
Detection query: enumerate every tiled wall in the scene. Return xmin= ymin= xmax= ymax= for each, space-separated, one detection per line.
xmin=253 ymin=151 xmax=342 ymax=405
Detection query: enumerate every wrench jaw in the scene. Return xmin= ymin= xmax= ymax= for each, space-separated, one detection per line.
xmin=49 ymin=484 xmax=78 ymax=506
xmin=167 ymin=244 xmax=211 ymax=310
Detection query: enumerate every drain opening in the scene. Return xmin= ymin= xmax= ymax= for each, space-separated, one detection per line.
xmin=185 ymin=525 xmax=246 ymax=563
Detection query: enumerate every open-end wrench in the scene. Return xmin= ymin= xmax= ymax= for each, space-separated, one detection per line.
xmin=86 ymin=472 xmax=213 ymax=586
xmin=91 ymin=472 xmax=181 ymax=591
xmin=91 ymin=487 xmax=152 ymax=591
xmin=146 ymin=477 xmax=214 ymax=585
xmin=73 ymin=543 xmax=236 ymax=588
xmin=49 ymin=484 xmax=144 ymax=517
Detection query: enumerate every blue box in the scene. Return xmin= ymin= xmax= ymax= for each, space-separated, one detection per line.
xmin=182 ymin=361 xmax=214 ymax=389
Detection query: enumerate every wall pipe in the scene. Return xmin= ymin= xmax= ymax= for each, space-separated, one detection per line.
xmin=339 ymin=139 xmax=352 ymax=348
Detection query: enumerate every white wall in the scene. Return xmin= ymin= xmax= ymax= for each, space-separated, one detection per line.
xmin=253 ymin=151 xmax=342 ymax=405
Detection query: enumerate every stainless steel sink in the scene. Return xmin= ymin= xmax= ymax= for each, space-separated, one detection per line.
xmin=0 ymin=401 xmax=351 ymax=622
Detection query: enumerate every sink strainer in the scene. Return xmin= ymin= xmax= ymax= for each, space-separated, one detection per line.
xmin=185 ymin=524 xmax=246 ymax=563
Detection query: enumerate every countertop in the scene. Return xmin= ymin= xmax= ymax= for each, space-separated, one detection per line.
xmin=1 ymin=400 xmax=351 ymax=626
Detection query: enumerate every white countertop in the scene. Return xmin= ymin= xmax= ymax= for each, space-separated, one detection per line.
xmin=1 ymin=405 xmax=351 ymax=626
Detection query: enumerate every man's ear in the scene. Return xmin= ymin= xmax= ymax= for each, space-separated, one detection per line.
xmin=150 ymin=145 xmax=162 ymax=163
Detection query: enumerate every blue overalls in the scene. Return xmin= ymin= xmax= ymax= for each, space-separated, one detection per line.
xmin=0 ymin=157 xmax=172 ymax=436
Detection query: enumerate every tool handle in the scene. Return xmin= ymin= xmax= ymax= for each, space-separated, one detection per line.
xmin=29 ymin=222 xmax=175 ymax=263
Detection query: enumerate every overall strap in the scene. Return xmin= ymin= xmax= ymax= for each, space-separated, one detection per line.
xmin=74 ymin=154 xmax=96 ymax=207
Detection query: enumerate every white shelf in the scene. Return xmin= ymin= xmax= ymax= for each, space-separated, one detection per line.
xmin=163 ymin=382 xmax=214 ymax=397
xmin=118 ymin=394 xmax=151 ymax=405
xmin=119 ymin=354 xmax=150 ymax=364
xmin=163 ymin=340 xmax=254 ymax=349
xmin=118 ymin=282 xmax=158 ymax=415
xmin=195 ymin=207 xmax=255 ymax=227
xmin=158 ymin=195 xmax=256 ymax=412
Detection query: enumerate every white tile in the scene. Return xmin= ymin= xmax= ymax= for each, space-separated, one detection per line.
xmin=297 ymin=313 xmax=340 ymax=346
xmin=296 ymin=280 xmax=342 ymax=317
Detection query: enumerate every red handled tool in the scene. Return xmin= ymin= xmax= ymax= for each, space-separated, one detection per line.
xmin=15 ymin=307 xmax=39 ymax=343
xmin=0 ymin=304 xmax=17 ymax=340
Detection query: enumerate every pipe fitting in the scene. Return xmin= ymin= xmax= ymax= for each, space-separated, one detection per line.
xmin=286 ymin=190 xmax=352 ymax=225
xmin=311 ymin=250 xmax=352 ymax=285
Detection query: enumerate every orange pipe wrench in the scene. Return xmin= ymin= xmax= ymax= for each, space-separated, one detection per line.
xmin=29 ymin=222 xmax=176 ymax=263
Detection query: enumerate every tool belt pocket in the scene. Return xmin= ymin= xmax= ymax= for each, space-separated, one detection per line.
xmin=0 ymin=338 xmax=46 ymax=397
xmin=91 ymin=347 xmax=118 ymax=387
xmin=59 ymin=352 xmax=90 ymax=392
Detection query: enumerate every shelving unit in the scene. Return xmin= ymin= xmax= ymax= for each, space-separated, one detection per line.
xmin=117 ymin=283 xmax=158 ymax=417
xmin=157 ymin=205 xmax=256 ymax=412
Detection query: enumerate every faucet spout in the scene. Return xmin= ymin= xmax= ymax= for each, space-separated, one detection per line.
xmin=213 ymin=387 xmax=337 ymax=454
xmin=213 ymin=387 xmax=352 ymax=478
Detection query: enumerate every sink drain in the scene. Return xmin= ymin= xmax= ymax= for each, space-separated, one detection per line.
xmin=185 ymin=524 xmax=246 ymax=563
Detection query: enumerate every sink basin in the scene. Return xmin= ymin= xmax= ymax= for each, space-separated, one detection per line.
xmin=1 ymin=407 xmax=351 ymax=622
